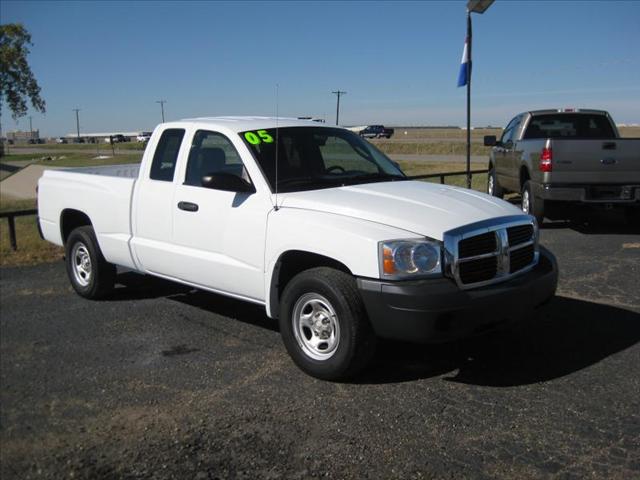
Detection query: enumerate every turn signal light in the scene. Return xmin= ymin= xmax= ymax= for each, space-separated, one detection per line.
xmin=539 ymin=147 xmax=553 ymax=172
xmin=383 ymin=246 xmax=396 ymax=274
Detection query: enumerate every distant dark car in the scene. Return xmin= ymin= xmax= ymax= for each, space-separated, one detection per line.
xmin=109 ymin=134 xmax=128 ymax=143
xmin=57 ymin=137 xmax=68 ymax=144
xmin=360 ymin=125 xmax=394 ymax=139
xmin=72 ymin=137 xmax=86 ymax=144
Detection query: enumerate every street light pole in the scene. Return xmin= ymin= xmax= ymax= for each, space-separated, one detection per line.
xmin=156 ymin=100 xmax=166 ymax=123
xmin=466 ymin=10 xmax=472 ymax=189
xmin=73 ymin=108 xmax=81 ymax=139
xmin=332 ymin=91 xmax=346 ymax=126
xmin=464 ymin=0 xmax=493 ymax=189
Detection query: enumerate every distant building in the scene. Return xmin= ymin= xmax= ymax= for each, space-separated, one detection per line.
xmin=7 ymin=130 xmax=40 ymax=143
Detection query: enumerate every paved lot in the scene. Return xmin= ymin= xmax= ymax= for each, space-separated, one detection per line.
xmin=1 ymin=216 xmax=639 ymax=479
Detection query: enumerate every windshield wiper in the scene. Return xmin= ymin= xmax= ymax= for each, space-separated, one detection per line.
xmin=276 ymin=176 xmax=340 ymax=191
xmin=343 ymin=172 xmax=407 ymax=185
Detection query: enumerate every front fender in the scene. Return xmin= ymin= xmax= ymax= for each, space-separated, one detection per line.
xmin=263 ymin=207 xmax=421 ymax=318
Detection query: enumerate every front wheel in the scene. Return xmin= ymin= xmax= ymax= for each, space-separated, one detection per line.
xmin=279 ymin=267 xmax=376 ymax=381
xmin=521 ymin=180 xmax=545 ymax=224
xmin=65 ymin=226 xmax=116 ymax=299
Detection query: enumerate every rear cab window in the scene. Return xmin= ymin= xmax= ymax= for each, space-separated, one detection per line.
xmin=149 ymin=128 xmax=186 ymax=181
xmin=523 ymin=114 xmax=616 ymax=139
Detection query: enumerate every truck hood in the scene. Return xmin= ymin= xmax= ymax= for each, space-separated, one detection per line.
xmin=278 ymin=180 xmax=524 ymax=240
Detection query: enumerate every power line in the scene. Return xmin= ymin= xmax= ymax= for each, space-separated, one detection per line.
xmin=332 ymin=90 xmax=347 ymax=126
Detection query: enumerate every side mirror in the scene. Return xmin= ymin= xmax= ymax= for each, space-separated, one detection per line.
xmin=201 ymin=173 xmax=255 ymax=193
xmin=484 ymin=135 xmax=497 ymax=146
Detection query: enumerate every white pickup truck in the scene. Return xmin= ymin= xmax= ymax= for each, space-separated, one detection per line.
xmin=38 ymin=117 xmax=558 ymax=380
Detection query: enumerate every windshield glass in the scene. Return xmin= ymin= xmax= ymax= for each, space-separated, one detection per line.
xmin=240 ymin=126 xmax=405 ymax=192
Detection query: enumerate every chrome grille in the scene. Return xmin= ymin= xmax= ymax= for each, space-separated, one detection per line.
xmin=443 ymin=216 xmax=539 ymax=290
xmin=507 ymin=224 xmax=534 ymax=246
xmin=459 ymin=232 xmax=496 ymax=258
xmin=459 ymin=256 xmax=498 ymax=284
xmin=510 ymin=245 xmax=535 ymax=273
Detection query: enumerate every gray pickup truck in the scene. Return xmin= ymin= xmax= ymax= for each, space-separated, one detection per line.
xmin=484 ymin=109 xmax=640 ymax=223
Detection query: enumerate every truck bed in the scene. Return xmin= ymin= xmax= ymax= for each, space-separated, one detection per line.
xmin=38 ymin=164 xmax=140 ymax=269
xmin=61 ymin=163 xmax=141 ymax=178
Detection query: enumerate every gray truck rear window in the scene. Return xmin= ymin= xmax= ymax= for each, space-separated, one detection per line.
xmin=150 ymin=129 xmax=185 ymax=181
xmin=524 ymin=114 xmax=615 ymax=139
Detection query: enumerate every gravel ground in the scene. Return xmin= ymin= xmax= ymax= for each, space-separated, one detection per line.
xmin=1 ymin=215 xmax=639 ymax=479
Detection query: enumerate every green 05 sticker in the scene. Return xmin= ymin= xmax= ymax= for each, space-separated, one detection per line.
xmin=244 ymin=130 xmax=274 ymax=145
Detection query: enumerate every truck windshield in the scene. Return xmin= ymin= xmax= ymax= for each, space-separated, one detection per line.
xmin=240 ymin=127 xmax=405 ymax=192
xmin=523 ymin=114 xmax=616 ymax=139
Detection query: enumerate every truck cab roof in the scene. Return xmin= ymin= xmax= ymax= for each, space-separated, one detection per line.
xmin=172 ymin=116 xmax=328 ymax=133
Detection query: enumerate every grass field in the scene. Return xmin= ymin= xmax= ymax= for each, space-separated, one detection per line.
xmin=0 ymin=197 xmax=63 ymax=267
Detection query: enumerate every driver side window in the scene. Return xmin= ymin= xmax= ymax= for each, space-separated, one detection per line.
xmin=500 ymin=116 xmax=521 ymax=146
xmin=184 ymin=130 xmax=250 ymax=187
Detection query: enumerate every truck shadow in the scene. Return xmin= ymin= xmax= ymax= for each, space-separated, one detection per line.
xmin=112 ymin=273 xmax=639 ymax=387
xmin=357 ymin=296 xmax=640 ymax=386
xmin=542 ymin=208 xmax=639 ymax=235
xmin=112 ymin=272 xmax=279 ymax=332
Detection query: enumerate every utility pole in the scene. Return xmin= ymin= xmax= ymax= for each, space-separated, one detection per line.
xmin=332 ymin=90 xmax=346 ymax=126
xmin=156 ymin=100 xmax=166 ymax=123
xmin=29 ymin=116 xmax=33 ymax=134
xmin=73 ymin=108 xmax=81 ymax=139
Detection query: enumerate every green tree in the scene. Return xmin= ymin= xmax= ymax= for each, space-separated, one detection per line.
xmin=0 ymin=23 xmax=46 ymax=120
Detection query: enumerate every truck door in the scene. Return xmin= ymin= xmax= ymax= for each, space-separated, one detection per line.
xmin=131 ymin=127 xmax=188 ymax=274
xmin=496 ymin=116 xmax=521 ymax=191
xmin=169 ymin=129 xmax=270 ymax=303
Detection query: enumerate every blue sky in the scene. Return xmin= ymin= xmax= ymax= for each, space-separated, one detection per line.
xmin=2 ymin=0 xmax=639 ymax=136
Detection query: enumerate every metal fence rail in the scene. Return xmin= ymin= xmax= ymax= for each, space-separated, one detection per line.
xmin=1 ymin=209 xmax=38 ymax=251
xmin=407 ymin=168 xmax=488 ymax=184
xmin=1 ymin=168 xmax=489 ymax=252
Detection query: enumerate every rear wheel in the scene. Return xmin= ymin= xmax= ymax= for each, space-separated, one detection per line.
xmin=279 ymin=267 xmax=376 ymax=380
xmin=521 ymin=180 xmax=545 ymax=224
xmin=65 ymin=226 xmax=116 ymax=299
xmin=487 ymin=165 xmax=504 ymax=198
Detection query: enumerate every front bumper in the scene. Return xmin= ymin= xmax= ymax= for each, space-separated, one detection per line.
xmin=357 ymin=246 xmax=558 ymax=343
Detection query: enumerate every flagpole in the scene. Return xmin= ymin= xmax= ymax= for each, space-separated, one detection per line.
xmin=466 ymin=9 xmax=472 ymax=190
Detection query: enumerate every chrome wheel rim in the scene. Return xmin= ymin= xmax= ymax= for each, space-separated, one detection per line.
xmin=292 ymin=293 xmax=340 ymax=361
xmin=71 ymin=242 xmax=92 ymax=287
xmin=522 ymin=189 xmax=530 ymax=214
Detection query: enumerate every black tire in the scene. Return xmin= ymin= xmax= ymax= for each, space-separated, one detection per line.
xmin=279 ymin=267 xmax=377 ymax=381
xmin=65 ymin=226 xmax=116 ymax=299
xmin=487 ymin=164 xmax=504 ymax=198
xmin=521 ymin=180 xmax=545 ymax=224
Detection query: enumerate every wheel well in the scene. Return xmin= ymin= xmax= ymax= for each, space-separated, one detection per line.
xmin=269 ymin=251 xmax=351 ymax=318
xmin=60 ymin=209 xmax=92 ymax=244
xmin=519 ymin=166 xmax=530 ymax=189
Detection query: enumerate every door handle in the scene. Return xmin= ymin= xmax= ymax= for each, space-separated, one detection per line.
xmin=178 ymin=201 xmax=199 ymax=212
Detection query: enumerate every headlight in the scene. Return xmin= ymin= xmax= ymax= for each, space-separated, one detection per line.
xmin=379 ymin=239 xmax=442 ymax=279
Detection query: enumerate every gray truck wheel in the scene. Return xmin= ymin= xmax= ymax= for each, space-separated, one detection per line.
xmin=65 ymin=226 xmax=116 ymax=299
xmin=279 ymin=267 xmax=376 ymax=380
xmin=521 ymin=181 xmax=545 ymax=224
xmin=487 ymin=165 xmax=504 ymax=198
